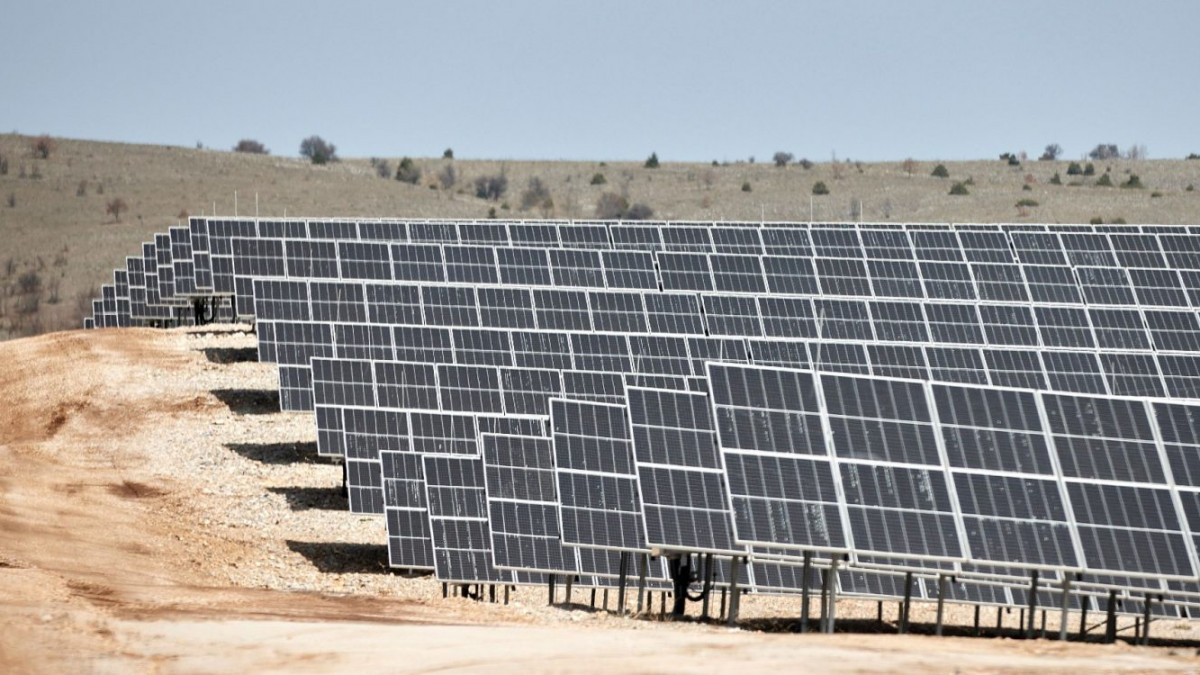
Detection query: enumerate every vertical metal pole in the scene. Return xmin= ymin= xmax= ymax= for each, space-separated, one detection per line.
xmin=637 ymin=554 xmax=648 ymax=615
xmin=565 ymin=576 xmax=573 ymax=606
xmin=590 ymin=588 xmax=597 ymax=609
xmin=489 ymin=584 xmax=496 ymax=604
xmin=1105 ymin=590 xmax=1118 ymax=644
xmin=727 ymin=556 xmax=742 ymax=626
xmin=974 ymin=605 xmax=981 ymax=635
xmin=1040 ymin=610 xmax=1047 ymax=638
xmin=877 ymin=601 xmax=883 ymax=623
xmin=617 ymin=552 xmax=629 ymax=616
xmin=825 ymin=558 xmax=838 ymax=634
xmin=1026 ymin=570 xmax=1039 ymax=638
xmin=603 ymin=589 xmax=609 ymax=611
xmin=718 ymin=588 xmax=727 ymax=621
xmin=1079 ymin=596 xmax=1088 ymax=640
xmin=818 ymin=568 xmax=831 ymax=633
xmin=1059 ymin=576 xmax=1071 ymax=641
xmin=442 ymin=583 xmax=448 ymax=598
xmin=505 ymin=585 xmax=510 ymax=605
xmin=1142 ymin=594 xmax=1153 ymax=646
xmin=899 ymin=571 xmax=914 ymax=634
xmin=935 ymin=574 xmax=948 ymax=636
xmin=996 ymin=607 xmax=1003 ymax=634
xmin=548 ymin=574 xmax=555 ymax=605
xmin=800 ymin=552 xmax=812 ymax=633
xmin=701 ymin=553 xmax=714 ymax=621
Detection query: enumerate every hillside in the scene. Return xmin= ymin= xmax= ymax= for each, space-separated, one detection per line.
xmin=1 ymin=133 xmax=1199 ymax=338
xmin=2 ymin=324 xmax=1196 ymax=672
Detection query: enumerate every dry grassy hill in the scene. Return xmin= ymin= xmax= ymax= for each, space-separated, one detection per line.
xmin=1 ymin=133 xmax=1198 ymax=339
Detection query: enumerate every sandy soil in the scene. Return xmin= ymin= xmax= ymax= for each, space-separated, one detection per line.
xmin=3 ymin=325 xmax=1200 ymax=673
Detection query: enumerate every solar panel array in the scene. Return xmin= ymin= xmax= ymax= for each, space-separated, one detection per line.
xmin=82 ymin=217 xmax=1200 ymax=621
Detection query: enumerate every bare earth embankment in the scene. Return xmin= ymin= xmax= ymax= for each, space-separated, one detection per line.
xmin=2 ymin=326 xmax=1200 ymax=672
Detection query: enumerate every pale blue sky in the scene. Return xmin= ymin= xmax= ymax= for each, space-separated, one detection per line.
xmin=3 ymin=1 xmax=1197 ymax=162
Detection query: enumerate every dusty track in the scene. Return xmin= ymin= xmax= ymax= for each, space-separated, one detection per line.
xmin=2 ymin=327 xmax=1199 ymax=673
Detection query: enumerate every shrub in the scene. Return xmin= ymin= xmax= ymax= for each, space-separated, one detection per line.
xmin=1049 ymin=172 xmax=1062 ymax=185
xmin=17 ymin=270 xmax=41 ymax=295
xmin=1039 ymin=144 xmax=1062 ymax=161
xmin=1090 ymin=217 xmax=1104 ymax=225
xmin=487 ymin=207 xmax=497 ymax=219
xmin=949 ymin=182 xmax=969 ymax=195
xmin=1095 ymin=174 xmax=1113 ymax=187
xmin=443 ymin=148 xmax=454 ymax=159
xmin=1121 ymin=174 xmax=1144 ymax=189
xmin=6 ymin=193 xmax=14 ymax=208
xmin=76 ymin=180 xmax=87 ymax=197
xmin=0 ymin=155 xmax=7 ymax=175
xmin=395 ymin=157 xmax=421 ymax=184
xmin=370 ymin=157 xmax=392 ymax=178
xmin=798 ymin=158 xmax=814 ymax=170
xmin=741 ymin=181 xmax=752 ymax=192
xmin=812 ymin=181 xmax=830 ymax=195
xmin=1016 ymin=198 xmax=1039 ymax=208
xmin=931 ymin=164 xmax=949 ymax=178
xmin=474 ymin=172 xmax=508 ymax=201
xmin=519 ymin=177 xmax=551 ymax=211
xmin=902 ymin=158 xmax=917 ymax=176
xmin=590 ymin=172 xmax=607 ymax=185
xmin=1188 ymin=184 xmax=1195 ymax=192
xmin=1022 ymin=184 xmax=1032 ymax=191
xmin=105 ymin=197 xmax=128 ymax=221
xmin=233 ymin=139 xmax=268 ymax=154
xmin=772 ymin=151 xmax=794 ymax=167
xmin=1187 ymin=153 xmax=1200 ymax=160
xmin=1151 ymin=191 xmax=1163 ymax=198
xmin=31 ymin=135 xmax=55 ymax=159
xmin=644 ymin=152 xmax=660 ymax=169
xmin=437 ymin=164 xmax=457 ymax=190
xmin=595 ymin=192 xmax=629 ymax=219
xmin=624 ymin=203 xmax=654 ymax=220
xmin=299 ymin=135 xmax=338 ymax=164
xmin=1089 ymin=144 xmax=1120 ymax=160
xmin=1066 ymin=162 xmax=1083 ymax=175
xmin=1084 ymin=163 xmax=1096 ymax=175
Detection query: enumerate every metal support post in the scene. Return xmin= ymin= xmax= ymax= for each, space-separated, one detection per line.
xmin=636 ymin=554 xmax=648 ymax=615
xmin=935 ymin=574 xmax=948 ymax=636
xmin=899 ymin=571 xmax=914 ymax=634
xmin=1142 ymin=594 xmax=1153 ymax=646
xmin=1104 ymin=590 xmax=1118 ymax=644
xmin=617 ymin=552 xmax=629 ymax=616
xmin=825 ymin=557 xmax=838 ymax=634
xmin=701 ymin=553 xmax=714 ymax=621
xmin=1026 ymin=570 xmax=1039 ymax=638
xmin=728 ymin=556 xmax=742 ymax=627
xmin=800 ymin=552 xmax=812 ymax=633
xmin=1059 ymin=577 xmax=1071 ymax=641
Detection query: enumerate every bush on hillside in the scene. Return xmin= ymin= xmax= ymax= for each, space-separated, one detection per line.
xmin=233 ymin=139 xmax=269 ymax=154
xmin=519 ymin=177 xmax=551 ymax=211
xmin=741 ymin=181 xmax=752 ymax=192
xmin=949 ymin=182 xmax=969 ymax=195
xmin=31 ymin=135 xmax=55 ymax=159
xmin=812 ymin=181 xmax=830 ymax=195
xmin=931 ymin=164 xmax=949 ymax=178
xmin=772 ymin=151 xmax=794 ymax=167
xmin=474 ymin=172 xmax=508 ymax=201
xmin=1089 ymin=144 xmax=1120 ymax=160
xmin=395 ymin=157 xmax=421 ymax=185
xmin=299 ymin=136 xmax=338 ymax=164
xmin=644 ymin=152 xmax=660 ymax=169
xmin=590 ymin=172 xmax=607 ymax=185
xmin=595 ymin=192 xmax=629 ymax=219
xmin=1095 ymin=174 xmax=1113 ymax=187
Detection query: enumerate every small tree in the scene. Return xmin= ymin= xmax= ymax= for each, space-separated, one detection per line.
xmin=299 ymin=135 xmax=338 ymax=164
xmin=395 ymin=157 xmax=421 ymax=184
xmin=949 ymin=182 xmax=969 ymax=195
xmin=595 ymin=192 xmax=629 ymax=219
xmin=644 ymin=152 xmax=660 ymax=169
xmin=443 ymin=148 xmax=454 ymax=159
xmin=1066 ymin=162 xmax=1083 ymax=176
xmin=1083 ymin=163 xmax=1096 ymax=176
xmin=1095 ymin=173 xmax=1113 ymax=187
xmin=370 ymin=157 xmax=392 ymax=178
xmin=519 ymin=177 xmax=551 ymax=211
xmin=798 ymin=158 xmax=814 ymax=170
xmin=31 ymin=135 xmax=55 ymax=159
xmin=741 ymin=181 xmax=752 ymax=192
xmin=931 ymin=164 xmax=949 ymax=178
xmin=1039 ymin=143 xmax=1062 ymax=161
xmin=233 ymin=139 xmax=269 ymax=154
xmin=1049 ymin=172 xmax=1062 ymax=185
xmin=772 ymin=151 xmax=794 ymax=167
xmin=437 ymin=163 xmax=457 ymax=190
xmin=474 ymin=172 xmax=508 ymax=201
xmin=106 ymin=198 xmax=128 ymax=222
xmin=590 ymin=172 xmax=607 ymax=185
xmin=1089 ymin=143 xmax=1120 ymax=160
xmin=902 ymin=158 xmax=917 ymax=176
xmin=812 ymin=181 xmax=830 ymax=195
xmin=1121 ymin=174 xmax=1144 ymax=189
